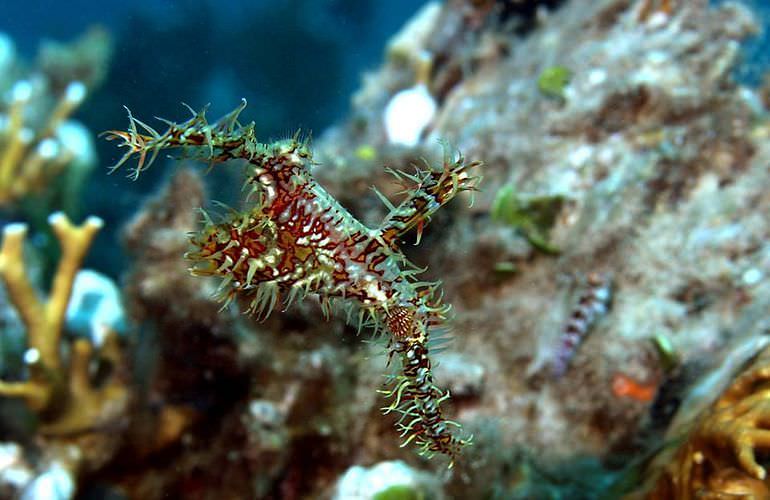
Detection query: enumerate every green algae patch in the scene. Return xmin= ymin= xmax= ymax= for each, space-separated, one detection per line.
xmin=491 ymin=183 xmax=565 ymax=255
xmin=373 ymin=484 xmax=425 ymax=500
xmin=538 ymin=66 xmax=572 ymax=99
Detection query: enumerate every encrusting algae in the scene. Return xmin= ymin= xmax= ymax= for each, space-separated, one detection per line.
xmin=104 ymin=101 xmax=480 ymax=465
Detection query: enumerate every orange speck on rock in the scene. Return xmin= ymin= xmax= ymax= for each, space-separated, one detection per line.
xmin=612 ymin=373 xmax=657 ymax=402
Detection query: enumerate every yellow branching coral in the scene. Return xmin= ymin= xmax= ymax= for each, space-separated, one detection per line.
xmin=0 ymin=28 xmax=110 ymax=210
xmin=644 ymin=346 xmax=770 ymax=499
xmin=0 ymin=213 xmax=128 ymax=441
xmin=0 ymin=81 xmax=87 ymax=205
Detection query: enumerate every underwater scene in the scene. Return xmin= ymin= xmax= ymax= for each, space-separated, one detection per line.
xmin=3 ymin=0 xmax=770 ymax=498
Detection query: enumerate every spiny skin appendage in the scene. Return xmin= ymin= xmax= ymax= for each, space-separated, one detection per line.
xmin=105 ymin=102 xmax=479 ymax=464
